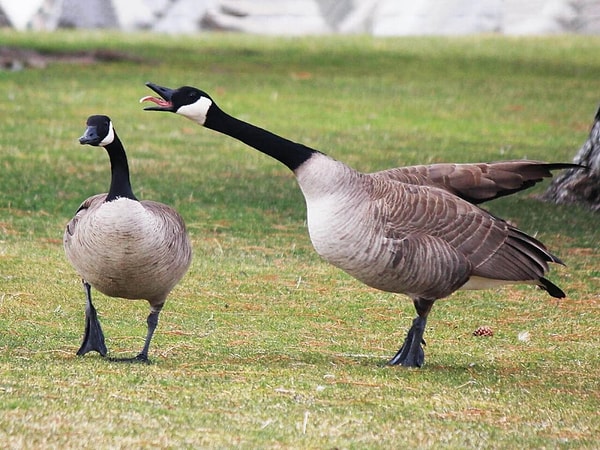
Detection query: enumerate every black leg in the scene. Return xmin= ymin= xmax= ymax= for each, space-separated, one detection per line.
xmin=136 ymin=309 xmax=161 ymax=362
xmin=388 ymin=298 xmax=434 ymax=368
xmin=76 ymin=281 xmax=108 ymax=357
xmin=108 ymin=306 xmax=162 ymax=364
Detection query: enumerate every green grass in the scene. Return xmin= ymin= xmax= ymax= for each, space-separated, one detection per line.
xmin=0 ymin=31 xmax=599 ymax=448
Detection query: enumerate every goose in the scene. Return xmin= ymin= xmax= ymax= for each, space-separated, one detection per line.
xmin=64 ymin=114 xmax=192 ymax=362
xmin=141 ymin=83 xmax=573 ymax=367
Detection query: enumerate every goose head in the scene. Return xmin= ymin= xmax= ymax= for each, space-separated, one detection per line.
xmin=80 ymin=115 xmax=115 ymax=147
xmin=141 ymin=82 xmax=213 ymax=125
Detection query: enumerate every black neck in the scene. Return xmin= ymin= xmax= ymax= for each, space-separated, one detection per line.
xmin=104 ymin=134 xmax=138 ymax=202
xmin=204 ymin=104 xmax=318 ymax=171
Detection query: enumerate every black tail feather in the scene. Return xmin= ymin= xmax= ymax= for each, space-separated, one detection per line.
xmin=539 ymin=277 xmax=565 ymax=298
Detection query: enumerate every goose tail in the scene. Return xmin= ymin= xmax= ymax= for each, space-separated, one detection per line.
xmin=538 ymin=277 xmax=565 ymax=299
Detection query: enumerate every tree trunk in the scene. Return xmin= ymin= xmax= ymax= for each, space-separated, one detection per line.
xmin=541 ymin=105 xmax=600 ymax=212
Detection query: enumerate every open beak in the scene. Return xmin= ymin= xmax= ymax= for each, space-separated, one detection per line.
xmin=140 ymin=82 xmax=176 ymax=111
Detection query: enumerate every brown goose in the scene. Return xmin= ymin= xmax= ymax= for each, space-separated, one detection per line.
xmin=141 ymin=83 xmax=574 ymax=367
xmin=64 ymin=115 xmax=192 ymax=362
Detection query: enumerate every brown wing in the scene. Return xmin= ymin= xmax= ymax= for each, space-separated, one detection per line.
xmin=374 ymin=161 xmax=578 ymax=204
xmin=376 ymin=181 xmax=560 ymax=287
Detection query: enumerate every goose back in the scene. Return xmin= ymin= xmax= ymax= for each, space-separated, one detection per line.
xmin=376 ymin=160 xmax=577 ymax=203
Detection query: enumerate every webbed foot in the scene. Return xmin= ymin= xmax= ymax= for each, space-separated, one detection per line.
xmin=107 ymin=353 xmax=150 ymax=364
xmin=77 ymin=282 xmax=107 ymax=357
xmin=387 ymin=316 xmax=427 ymax=368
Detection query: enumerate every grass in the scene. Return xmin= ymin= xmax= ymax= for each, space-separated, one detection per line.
xmin=0 ymin=30 xmax=599 ymax=448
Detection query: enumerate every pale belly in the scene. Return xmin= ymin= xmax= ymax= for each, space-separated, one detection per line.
xmin=66 ymin=199 xmax=186 ymax=300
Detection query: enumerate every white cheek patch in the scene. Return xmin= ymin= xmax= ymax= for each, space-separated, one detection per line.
xmin=100 ymin=121 xmax=115 ymax=146
xmin=177 ymin=96 xmax=213 ymax=125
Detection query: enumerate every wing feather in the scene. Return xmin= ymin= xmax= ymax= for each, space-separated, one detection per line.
xmin=373 ymin=180 xmax=561 ymax=286
xmin=374 ymin=161 xmax=580 ymax=204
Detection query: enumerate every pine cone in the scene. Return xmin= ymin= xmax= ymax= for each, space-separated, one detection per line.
xmin=473 ymin=326 xmax=494 ymax=337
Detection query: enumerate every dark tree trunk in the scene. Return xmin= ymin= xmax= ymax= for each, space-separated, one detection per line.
xmin=541 ymin=105 xmax=600 ymax=212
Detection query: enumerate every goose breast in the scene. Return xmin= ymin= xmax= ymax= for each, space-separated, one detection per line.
xmin=64 ymin=196 xmax=190 ymax=301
